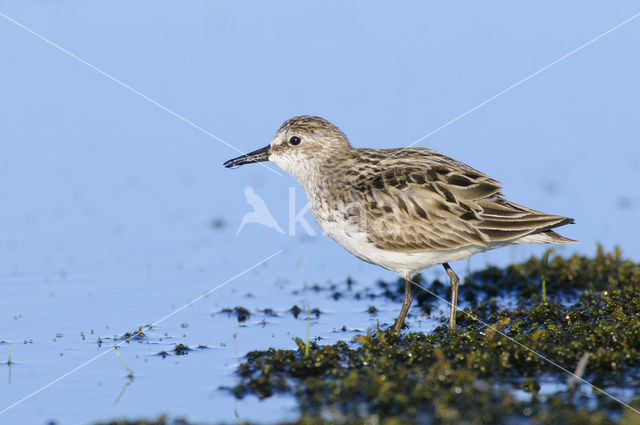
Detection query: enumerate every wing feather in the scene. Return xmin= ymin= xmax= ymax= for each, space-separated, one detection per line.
xmin=353 ymin=148 xmax=575 ymax=252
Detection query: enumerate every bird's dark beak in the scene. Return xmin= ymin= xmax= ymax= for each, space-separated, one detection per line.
xmin=223 ymin=145 xmax=270 ymax=168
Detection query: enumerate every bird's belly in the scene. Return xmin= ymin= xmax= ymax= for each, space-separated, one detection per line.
xmin=316 ymin=216 xmax=484 ymax=275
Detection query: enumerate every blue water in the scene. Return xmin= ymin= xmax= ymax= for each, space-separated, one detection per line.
xmin=1 ymin=1 xmax=639 ymax=424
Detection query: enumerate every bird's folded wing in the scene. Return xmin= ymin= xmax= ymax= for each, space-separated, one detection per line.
xmin=354 ymin=161 xmax=573 ymax=252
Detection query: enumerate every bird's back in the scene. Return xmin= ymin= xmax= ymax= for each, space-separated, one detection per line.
xmin=316 ymin=146 xmax=575 ymax=258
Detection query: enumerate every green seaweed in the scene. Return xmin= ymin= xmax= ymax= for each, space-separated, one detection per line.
xmin=93 ymin=248 xmax=640 ymax=425
xmin=227 ymin=247 xmax=640 ymax=424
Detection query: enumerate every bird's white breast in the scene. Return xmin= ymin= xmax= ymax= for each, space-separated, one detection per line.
xmin=310 ymin=201 xmax=485 ymax=276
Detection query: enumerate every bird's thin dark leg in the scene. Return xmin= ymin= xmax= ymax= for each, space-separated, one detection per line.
xmin=394 ymin=274 xmax=413 ymax=332
xmin=443 ymin=263 xmax=459 ymax=330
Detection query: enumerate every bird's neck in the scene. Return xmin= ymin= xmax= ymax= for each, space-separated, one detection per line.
xmin=296 ymin=150 xmax=358 ymax=208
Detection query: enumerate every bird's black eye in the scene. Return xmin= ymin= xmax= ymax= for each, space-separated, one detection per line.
xmin=289 ymin=136 xmax=301 ymax=146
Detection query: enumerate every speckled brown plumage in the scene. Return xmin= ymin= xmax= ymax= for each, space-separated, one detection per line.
xmin=344 ymin=147 xmax=574 ymax=252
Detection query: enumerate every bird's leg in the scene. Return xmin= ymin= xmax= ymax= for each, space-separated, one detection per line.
xmin=394 ymin=274 xmax=413 ymax=332
xmin=443 ymin=263 xmax=459 ymax=330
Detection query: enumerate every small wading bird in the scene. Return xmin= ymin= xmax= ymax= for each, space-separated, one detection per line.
xmin=224 ymin=116 xmax=575 ymax=332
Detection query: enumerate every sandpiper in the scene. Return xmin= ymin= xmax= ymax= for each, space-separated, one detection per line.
xmin=224 ymin=116 xmax=575 ymax=332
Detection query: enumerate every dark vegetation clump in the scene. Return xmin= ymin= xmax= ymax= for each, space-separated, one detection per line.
xmin=95 ymin=416 xmax=185 ymax=425
xmin=221 ymin=306 xmax=251 ymax=323
xmin=228 ymin=247 xmax=640 ymax=424
xmin=261 ymin=308 xmax=278 ymax=317
xmin=233 ymin=307 xmax=251 ymax=323
xmin=174 ymin=344 xmax=190 ymax=356
xmin=289 ymin=305 xmax=302 ymax=318
xmin=462 ymin=245 xmax=635 ymax=305
xmin=119 ymin=326 xmax=147 ymax=342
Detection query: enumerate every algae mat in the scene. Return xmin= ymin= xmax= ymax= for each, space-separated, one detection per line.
xmin=98 ymin=248 xmax=640 ymax=425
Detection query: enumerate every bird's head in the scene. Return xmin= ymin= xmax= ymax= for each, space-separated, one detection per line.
xmin=223 ymin=116 xmax=351 ymax=181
